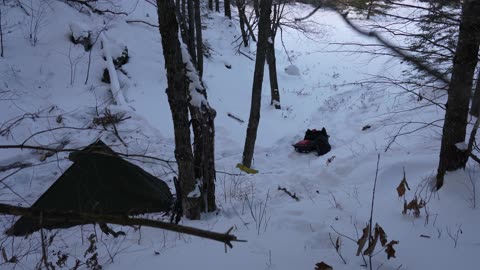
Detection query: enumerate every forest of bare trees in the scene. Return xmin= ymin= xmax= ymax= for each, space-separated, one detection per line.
xmin=0 ymin=0 xmax=479 ymax=269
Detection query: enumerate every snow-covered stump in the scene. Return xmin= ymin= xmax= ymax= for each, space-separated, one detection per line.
xmin=100 ymin=33 xmax=127 ymax=107
xmin=69 ymin=22 xmax=92 ymax=51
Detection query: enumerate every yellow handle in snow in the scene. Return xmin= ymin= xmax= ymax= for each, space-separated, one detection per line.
xmin=236 ymin=163 xmax=259 ymax=174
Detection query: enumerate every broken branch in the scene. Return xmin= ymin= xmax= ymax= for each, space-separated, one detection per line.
xmin=278 ymin=186 xmax=300 ymax=201
xmin=0 ymin=203 xmax=245 ymax=248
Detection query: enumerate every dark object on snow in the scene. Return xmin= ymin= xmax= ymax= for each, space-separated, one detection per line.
xmin=6 ymin=140 xmax=173 ymax=236
xmin=362 ymin=125 xmax=371 ymax=131
xmin=113 ymin=47 xmax=129 ymax=69
xmin=292 ymin=128 xmax=331 ymax=156
xmin=227 ymin=112 xmax=244 ymax=123
xmin=70 ymin=33 xmax=92 ymax=51
xmin=101 ymin=68 xmax=110 ymax=83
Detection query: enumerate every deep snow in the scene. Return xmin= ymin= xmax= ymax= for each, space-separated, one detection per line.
xmin=0 ymin=1 xmax=479 ymax=269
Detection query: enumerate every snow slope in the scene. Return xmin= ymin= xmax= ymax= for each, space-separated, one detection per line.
xmin=0 ymin=1 xmax=478 ymax=269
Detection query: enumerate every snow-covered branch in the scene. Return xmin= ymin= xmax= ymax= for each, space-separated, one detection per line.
xmin=101 ymin=33 xmax=127 ymax=107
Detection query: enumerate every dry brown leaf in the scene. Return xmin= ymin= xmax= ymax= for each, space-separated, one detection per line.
xmin=356 ymin=224 xmax=370 ymax=256
xmin=396 ymin=169 xmax=410 ymax=197
xmin=377 ymin=225 xmax=388 ymax=246
xmin=315 ymin=261 xmax=333 ymax=270
xmin=363 ymin=233 xmax=378 ymax=256
xmin=363 ymin=226 xmax=379 ymax=256
xmin=396 ymin=182 xmax=406 ymax=197
xmin=385 ymin=240 xmax=399 ymax=259
xmin=404 ymin=197 xmax=424 ymax=217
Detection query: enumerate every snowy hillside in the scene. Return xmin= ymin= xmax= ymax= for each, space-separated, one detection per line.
xmin=0 ymin=0 xmax=478 ymax=269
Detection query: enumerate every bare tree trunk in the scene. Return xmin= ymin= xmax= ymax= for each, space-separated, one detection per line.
xmin=208 ymin=0 xmax=213 ymax=10
xmin=436 ymin=0 xmax=480 ymax=190
xmin=236 ymin=0 xmax=248 ymax=47
xmin=0 ymin=7 xmax=3 ymax=57
xmin=224 ymin=0 xmax=231 ymax=19
xmin=190 ymin=105 xmax=217 ymax=212
xmin=175 ymin=0 xmax=180 ymax=14
xmin=215 ymin=0 xmax=219 ymax=12
xmin=187 ymin=0 xmax=197 ymax=66
xmin=243 ymin=11 xmax=257 ymax=42
xmin=267 ymin=4 xmax=280 ymax=109
xmin=156 ymin=0 xmax=200 ymax=219
xmin=252 ymin=0 xmax=260 ymax=18
xmin=470 ymin=68 xmax=480 ymax=117
xmin=182 ymin=0 xmax=186 ymax=23
xmin=241 ymin=0 xmax=272 ymax=168
xmin=266 ymin=42 xmax=280 ymax=109
xmin=194 ymin=0 xmax=203 ymax=77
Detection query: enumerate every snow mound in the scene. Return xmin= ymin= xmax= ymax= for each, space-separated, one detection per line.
xmin=284 ymin=64 xmax=300 ymax=76
xmin=69 ymin=21 xmax=90 ymax=40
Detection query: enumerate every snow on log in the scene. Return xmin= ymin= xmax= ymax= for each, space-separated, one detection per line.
xmin=101 ymin=33 xmax=127 ymax=107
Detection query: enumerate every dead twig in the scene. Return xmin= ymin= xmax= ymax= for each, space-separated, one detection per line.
xmin=227 ymin=113 xmax=245 ymax=123
xmin=278 ymin=186 xmax=300 ymax=201
xmin=0 ymin=143 xmax=175 ymax=164
xmin=0 ymin=162 xmax=33 ymax=173
xmin=329 ymin=232 xmax=347 ymax=264
xmin=65 ymin=0 xmax=128 ymax=16
xmin=126 ymin=20 xmax=158 ymax=28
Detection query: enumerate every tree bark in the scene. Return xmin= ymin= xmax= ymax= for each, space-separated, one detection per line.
xmin=187 ymin=0 xmax=197 ymax=67
xmin=266 ymin=42 xmax=280 ymax=109
xmin=0 ymin=7 xmax=4 ymax=57
xmin=470 ymin=68 xmax=480 ymax=117
xmin=436 ymin=0 xmax=480 ymax=190
xmin=182 ymin=0 xmax=186 ymax=25
xmin=224 ymin=0 xmax=231 ymax=19
xmin=208 ymin=0 xmax=213 ymax=10
xmin=242 ymin=11 xmax=257 ymax=42
xmin=156 ymin=0 xmax=200 ymax=219
xmin=267 ymin=5 xmax=281 ymax=109
xmin=236 ymin=0 xmax=248 ymax=47
xmin=252 ymin=0 xmax=260 ymax=18
xmin=241 ymin=0 xmax=272 ymax=168
xmin=190 ymin=104 xmax=217 ymax=212
xmin=215 ymin=0 xmax=219 ymax=12
xmin=194 ymin=0 xmax=203 ymax=77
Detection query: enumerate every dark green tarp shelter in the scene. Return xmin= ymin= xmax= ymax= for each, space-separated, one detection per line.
xmin=6 ymin=140 xmax=173 ymax=236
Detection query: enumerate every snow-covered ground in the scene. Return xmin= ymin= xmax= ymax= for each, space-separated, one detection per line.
xmin=0 ymin=1 xmax=478 ymax=269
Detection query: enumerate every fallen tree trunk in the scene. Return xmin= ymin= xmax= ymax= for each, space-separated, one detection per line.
xmin=0 ymin=203 xmax=243 ymax=248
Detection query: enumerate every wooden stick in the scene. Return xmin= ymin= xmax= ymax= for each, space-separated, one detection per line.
xmin=0 ymin=203 xmax=245 ymax=248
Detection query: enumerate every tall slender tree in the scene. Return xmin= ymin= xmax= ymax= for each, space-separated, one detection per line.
xmin=225 ymin=0 xmax=232 ymax=19
xmin=236 ymin=0 xmax=249 ymax=47
xmin=156 ymin=0 xmax=217 ymax=218
xmin=266 ymin=3 xmax=284 ymax=109
xmin=252 ymin=0 xmax=260 ymax=17
xmin=0 ymin=6 xmax=4 ymax=57
xmin=194 ymin=0 xmax=203 ymax=77
xmin=470 ymin=69 xmax=480 ymax=117
xmin=156 ymin=0 xmax=199 ymax=219
xmin=436 ymin=0 xmax=480 ymax=190
xmin=242 ymin=0 xmax=273 ymax=168
xmin=187 ymin=0 xmax=197 ymax=66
